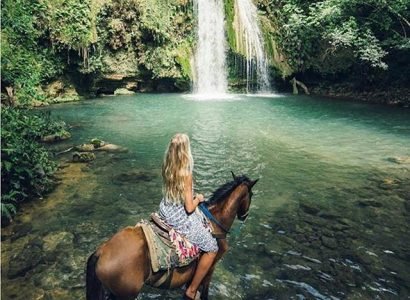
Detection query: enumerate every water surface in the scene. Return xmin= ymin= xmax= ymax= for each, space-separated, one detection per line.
xmin=2 ymin=93 xmax=409 ymax=299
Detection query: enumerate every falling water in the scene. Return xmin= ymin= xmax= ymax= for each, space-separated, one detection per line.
xmin=193 ymin=0 xmax=228 ymax=96
xmin=234 ymin=0 xmax=271 ymax=92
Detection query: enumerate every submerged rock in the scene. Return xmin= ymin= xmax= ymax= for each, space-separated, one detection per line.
xmin=8 ymin=239 xmax=44 ymax=279
xmin=72 ymin=152 xmax=96 ymax=162
xmin=74 ymin=142 xmax=128 ymax=153
xmin=404 ymin=200 xmax=410 ymax=212
xmin=113 ymin=170 xmax=156 ymax=185
xmin=354 ymin=247 xmax=381 ymax=267
xmin=10 ymin=223 xmax=33 ymax=241
xmin=321 ymin=236 xmax=338 ymax=249
xmin=94 ymin=143 xmax=128 ymax=153
xmin=317 ymin=211 xmax=341 ymax=220
xmin=387 ymin=156 xmax=410 ymax=164
xmin=41 ymin=130 xmax=71 ymax=143
xmin=43 ymin=231 xmax=74 ymax=253
xmin=357 ymin=199 xmax=383 ymax=208
xmin=43 ymin=289 xmax=74 ymax=300
xmin=338 ymin=218 xmax=354 ymax=227
xmin=379 ymin=177 xmax=401 ymax=190
xmin=331 ymin=223 xmax=350 ymax=231
xmin=299 ymin=202 xmax=320 ymax=215
xmin=301 ymin=214 xmax=327 ymax=227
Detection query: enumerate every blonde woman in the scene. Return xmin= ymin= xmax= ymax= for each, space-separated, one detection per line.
xmin=159 ymin=133 xmax=218 ymax=300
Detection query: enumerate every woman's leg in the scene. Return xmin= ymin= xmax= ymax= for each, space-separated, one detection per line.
xmin=185 ymin=251 xmax=217 ymax=298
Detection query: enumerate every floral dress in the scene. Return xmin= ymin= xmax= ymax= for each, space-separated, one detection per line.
xmin=159 ymin=199 xmax=218 ymax=252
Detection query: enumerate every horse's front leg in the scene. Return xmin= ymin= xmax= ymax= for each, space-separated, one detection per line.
xmin=200 ymin=240 xmax=229 ymax=300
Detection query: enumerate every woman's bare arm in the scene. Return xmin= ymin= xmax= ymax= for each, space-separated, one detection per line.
xmin=184 ymin=174 xmax=204 ymax=213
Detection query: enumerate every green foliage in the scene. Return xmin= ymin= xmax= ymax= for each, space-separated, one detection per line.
xmin=1 ymin=108 xmax=67 ymax=222
xmin=1 ymin=0 xmax=43 ymax=44
xmin=1 ymin=0 xmax=62 ymax=105
xmin=1 ymin=0 xmax=63 ymax=105
xmin=139 ymin=45 xmax=183 ymax=78
xmin=46 ymin=0 xmax=95 ymax=50
xmin=260 ymin=0 xmax=410 ymax=75
xmin=1 ymin=0 xmax=101 ymax=104
xmin=1 ymin=202 xmax=17 ymax=222
xmin=95 ymin=0 xmax=194 ymax=79
xmin=1 ymin=0 xmax=195 ymax=104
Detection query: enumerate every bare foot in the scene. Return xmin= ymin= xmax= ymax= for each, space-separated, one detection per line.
xmin=184 ymin=289 xmax=196 ymax=299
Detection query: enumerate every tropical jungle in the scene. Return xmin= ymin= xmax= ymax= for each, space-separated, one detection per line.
xmin=1 ymin=0 xmax=409 ymax=299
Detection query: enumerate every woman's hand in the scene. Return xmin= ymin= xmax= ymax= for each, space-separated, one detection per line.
xmin=194 ymin=193 xmax=205 ymax=203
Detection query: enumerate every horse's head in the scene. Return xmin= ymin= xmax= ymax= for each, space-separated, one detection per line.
xmin=206 ymin=172 xmax=259 ymax=233
xmin=231 ymin=171 xmax=259 ymax=222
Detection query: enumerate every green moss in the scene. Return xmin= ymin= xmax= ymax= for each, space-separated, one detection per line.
xmin=259 ymin=15 xmax=293 ymax=78
xmin=45 ymin=0 xmax=95 ymax=49
xmin=1 ymin=0 xmax=63 ymax=105
xmin=224 ymin=0 xmax=236 ymax=51
xmin=94 ymin=0 xmax=194 ymax=80
xmin=175 ymin=42 xmax=193 ymax=79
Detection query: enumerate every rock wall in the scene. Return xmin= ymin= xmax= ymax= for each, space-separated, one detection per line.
xmin=42 ymin=0 xmax=195 ymax=102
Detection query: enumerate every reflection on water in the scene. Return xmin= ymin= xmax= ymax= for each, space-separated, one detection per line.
xmin=2 ymin=94 xmax=410 ymax=299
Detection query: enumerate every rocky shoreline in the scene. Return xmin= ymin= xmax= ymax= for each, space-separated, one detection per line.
xmin=310 ymin=86 xmax=410 ymax=107
xmin=26 ymin=76 xmax=409 ymax=108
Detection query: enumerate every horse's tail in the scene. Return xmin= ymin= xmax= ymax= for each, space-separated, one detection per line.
xmin=86 ymin=251 xmax=105 ymax=300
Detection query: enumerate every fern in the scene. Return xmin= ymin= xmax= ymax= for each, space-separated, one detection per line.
xmin=1 ymin=202 xmax=17 ymax=222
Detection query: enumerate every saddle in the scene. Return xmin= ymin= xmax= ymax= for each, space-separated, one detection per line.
xmin=136 ymin=213 xmax=201 ymax=274
xmin=150 ymin=213 xmax=173 ymax=243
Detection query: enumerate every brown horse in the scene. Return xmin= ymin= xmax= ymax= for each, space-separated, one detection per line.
xmin=86 ymin=173 xmax=258 ymax=300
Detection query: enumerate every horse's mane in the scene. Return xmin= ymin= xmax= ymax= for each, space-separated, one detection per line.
xmin=205 ymin=175 xmax=251 ymax=206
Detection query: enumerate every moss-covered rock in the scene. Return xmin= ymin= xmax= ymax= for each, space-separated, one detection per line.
xmin=72 ymin=152 xmax=96 ymax=162
xmin=90 ymin=138 xmax=105 ymax=148
xmin=8 ymin=238 xmax=44 ymax=279
xmin=44 ymin=78 xmax=82 ymax=103
xmin=74 ymin=144 xmax=95 ymax=152
xmin=41 ymin=131 xmax=71 ymax=143
xmin=43 ymin=231 xmax=74 ymax=253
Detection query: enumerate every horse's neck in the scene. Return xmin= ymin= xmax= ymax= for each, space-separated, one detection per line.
xmin=210 ymin=185 xmax=246 ymax=230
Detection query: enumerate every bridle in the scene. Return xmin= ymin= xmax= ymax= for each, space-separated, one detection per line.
xmin=237 ymin=187 xmax=253 ymax=222
xmin=199 ymin=183 xmax=254 ymax=238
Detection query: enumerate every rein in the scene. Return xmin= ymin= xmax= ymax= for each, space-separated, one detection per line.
xmin=198 ymin=175 xmax=256 ymax=240
xmin=198 ymin=203 xmax=250 ymax=239
xmin=198 ymin=203 xmax=230 ymax=234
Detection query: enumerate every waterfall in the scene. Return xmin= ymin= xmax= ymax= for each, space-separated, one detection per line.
xmin=234 ymin=0 xmax=271 ymax=93
xmin=193 ymin=0 xmax=228 ymax=95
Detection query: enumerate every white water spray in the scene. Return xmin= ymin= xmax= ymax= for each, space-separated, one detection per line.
xmin=193 ymin=0 xmax=228 ymax=95
xmin=234 ymin=0 xmax=271 ymax=92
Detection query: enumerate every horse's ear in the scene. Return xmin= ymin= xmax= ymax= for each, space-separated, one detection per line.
xmin=231 ymin=171 xmax=236 ymax=179
xmin=249 ymin=179 xmax=259 ymax=188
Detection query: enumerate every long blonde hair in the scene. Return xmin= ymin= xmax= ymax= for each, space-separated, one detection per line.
xmin=162 ymin=133 xmax=194 ymax=204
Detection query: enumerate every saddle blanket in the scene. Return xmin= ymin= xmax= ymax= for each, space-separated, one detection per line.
xmin=136 ymin=220 xmax=200 ymax=272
